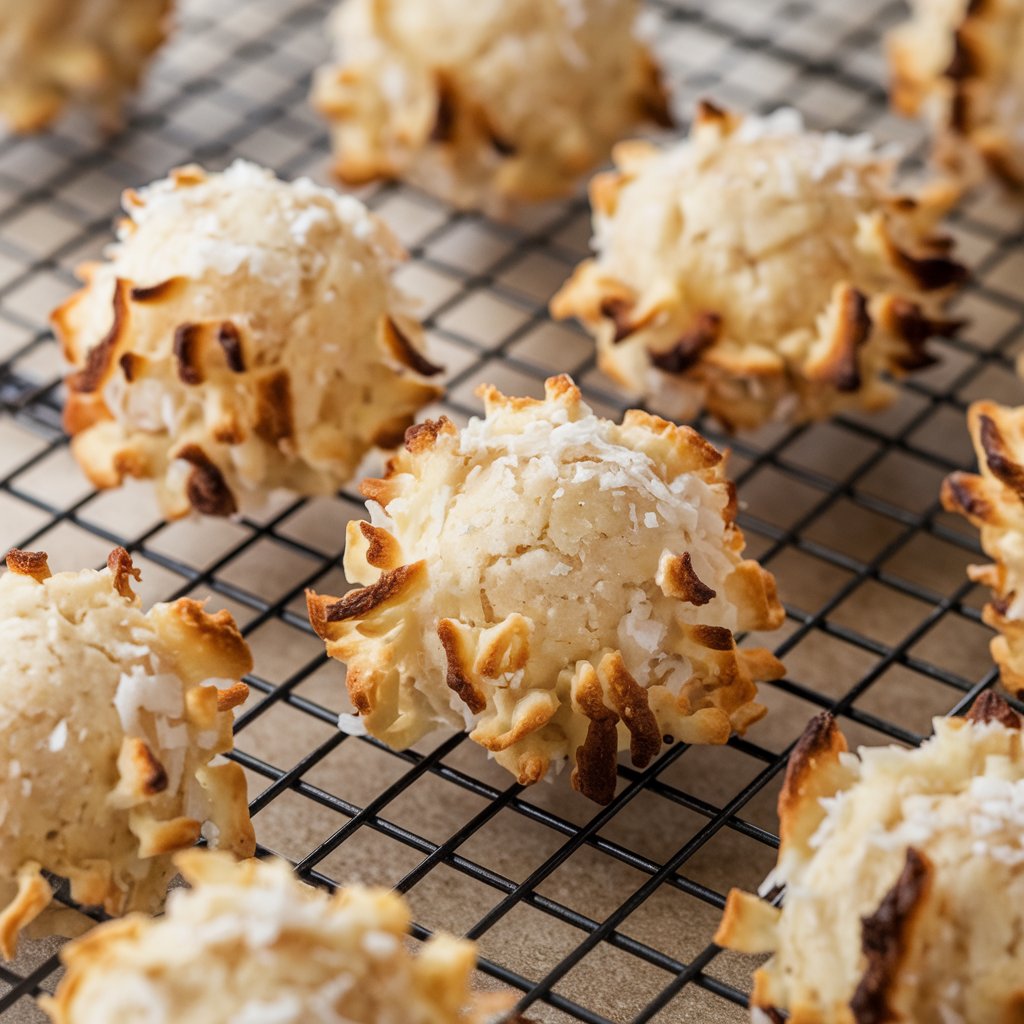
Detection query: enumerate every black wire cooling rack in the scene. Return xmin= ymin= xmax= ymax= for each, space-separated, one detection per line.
xmin=1 ymin=0 xmax=1024 ymax=1020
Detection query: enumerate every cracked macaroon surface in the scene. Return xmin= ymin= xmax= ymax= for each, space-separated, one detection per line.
xmin=889 ymin=0 xmax=1024 ymax=189
xmin=551 ymin=103 xmax=967 ymax=431
xmin=943 ymin=400 xmax=1024 ymax=700
xmin=53 ymin=160 xmax=442 ymax=519
xmin=43 ymin=850 xmax=515 ymax=1024
xmin=0 ymin=548 xmax=254 ymax=960
xmin=311 ymin=0 xmax=672 ymax=215
xmin=307 ymin=375 xmax=785 ymax=804
xmin=715 ymin=692 xmax=1024 ymax=1024
xmin=0 ymin=0 xmax=171 ymax=132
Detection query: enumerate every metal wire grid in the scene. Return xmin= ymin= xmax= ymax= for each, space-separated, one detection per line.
xmin=0 ymin=0 xmax=1022 ymax=1020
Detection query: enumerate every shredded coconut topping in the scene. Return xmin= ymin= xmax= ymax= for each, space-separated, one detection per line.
xmin=45 ymin=851 xmax=511 ymax=1024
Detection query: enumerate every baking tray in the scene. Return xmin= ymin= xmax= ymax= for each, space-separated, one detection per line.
xmin=1 ymin=0 xmax=1023 ymax=1020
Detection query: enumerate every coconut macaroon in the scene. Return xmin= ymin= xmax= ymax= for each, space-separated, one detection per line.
xmin=43 ymin=850 xmax=515 ymax=1024
xmin=311 ymin=0 xmax=672 ymax=215
xmin=715 ymin=691 xmax=1024 ymax=1023
xmin=307 ymin=375 xmax=785 ymax=804
xmin=0 ymin=548 xmax=254 ymax=960
xmin=551 ymin=103 xmax=967 ymax=431
xmin=52 ymin=160 xmax=442 ymax=519
xmin=889 ymin=0 xmax=1024 ymax=189
xmin=942 ymin=401 xmax=1024 ymax=700
xmin=0 ymin=0 xmax=172 ymax=133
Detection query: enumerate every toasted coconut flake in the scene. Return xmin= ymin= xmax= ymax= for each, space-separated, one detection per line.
xmin=214 ymin=682 xmax=249 ymax=712
xmin=176 ymin=444 xmax=237 ymax=518
xmin=717 ymin=697 xmax=1024 ymax=1022
xmin=0 ymin=864 xmax=52 ymax=961
xmin=310 ymin=0 xmax=674 ymax=216
xmin=552 ymin=102 xmax=966 ymax=430
xmin=324 ymin=563 xmax=426 ymax=623
xmin=66 ymin=279 xmax=131 ymax=395
xmin=602 ymin=297 xmax=638 ymax=344
xmin=437 ymin=619 xmax=488 ymax=714
xmin=690 ymin=624 xmax=734 ymax=651
xmin=172 ymin=323 xmax=204 ymax=385
xmin=713 ymin=888 xmax=780 ymax=954
xmin=358 ymin=521 xmax=403 ymax=569
xmin=106 ymin=547 xmax=141 ymax=599
xmin=252 ymin=369 xmax=294 ymax=444
xmin=658 ymin=551 xmax=717 ymax=605
xmin=129 ymin=278 xmax=185 ymax=304
xmin=573 ymin=717 xmax=620 ymax=805
xmin=648 ymin=312 xmax=722 ymax=374
xmin=404 ymin=417 xmax=457 ymax=455
xmin=776 ymin=711 xmax=851 ymax=863
xmin=887 ymin=239 xmax=969 ymax=291
xmin=216 ymin=321 xmax=246 ymax=372
xmin=429 ymin=73 xmax=458 ymax=144
xmin=5 ymin=549 xmax=51 ymax=583
xmin=118 ymin=352 xmax=142 ymax=382
xmin=599 ymin=652 xmax=661 ymax=768
xmin=309 ymin=374 xmax=783 ymax=801
xmin=805 ymin=285 xmax=871 ymax=392
xmin=965 ymin=689 xmax=1021 ymax=728
xmin=113 ymin=737 xmax=169 ymax=803
xmin=851 ymin=848 xmax=934 ymax=1024
xmin=382 ymin=316 xmax=444 ymax=377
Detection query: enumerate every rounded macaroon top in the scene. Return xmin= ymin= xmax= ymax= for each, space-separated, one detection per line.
xmin=312 ymin=0 xmax=671 ymax=214
xmin=52 ymin=160 xmax=442 ymax=519
xmin=114 ymin=159 xmax=400 ymax=299
xmin=552 ymin=101 xmax=966 ymax=430
xmin=588 ymin=108 xmax=894 ymax=347
xmin=43 ymin=850 xmax=516 ymax=1024
xmin=716 ymin=691 xmax=1024 ymax=1023
xmin=0 ymin=548 xmax=254 ymax=960
xmin=308 ymin=375 xmax=785 ymax=803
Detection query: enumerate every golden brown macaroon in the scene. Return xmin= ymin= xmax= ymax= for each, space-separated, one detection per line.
xmin=716 ymin=692 xmax=1024 ymax=1023
xmin=551 ymin=102 xmax=967 ymax=430
xmin=889 ymin=0 xmax=1024 ymax=189
xmin=311 ymin=0 xmax=672 ymax=216
xmin=0 ymin=0 xmax=172 ymax=132
xmin=52 ymin=160 xmax=442 ymax=519
xmin=942 ymin=400 xmax=1024 ymax=699
xmin=43 ymin=850 xmax=516 ymax=1024
xmin=307 ymin=374 xmax=785 ymax=804
xmin=0 ymin=548 xmax=254 ymax=960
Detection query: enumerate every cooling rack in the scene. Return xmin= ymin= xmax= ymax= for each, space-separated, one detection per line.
xmin=1 ymin=0 xmax=1023 ymax=1020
